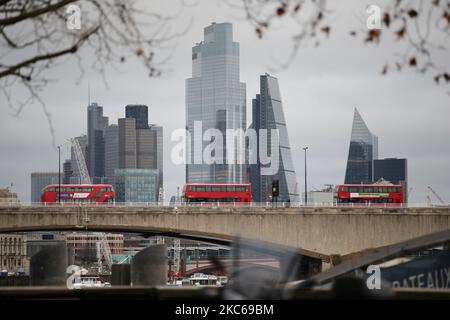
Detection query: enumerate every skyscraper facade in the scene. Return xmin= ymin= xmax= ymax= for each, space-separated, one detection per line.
xmin=136 ymin=128 xmax=157 ymax=169
xmin=87 ymin=102 xmax=108 ymax=181
xmin=248 ymin=74 xmax=299 ymax=203
xmin=118 ymin=118 xmax=137 ymax=169
xmin=104 ymin=124 xmax=119 ymax=184
xmin=374 ymin=158 xmax=408 ymax=202
xmin=117 ymin=106 xmax=163 ymax=197
xmin=150 ymin=125 xmax=163 ymax=192
xmin=125 ymin=105 xmax=149 ymax=129
xmin=344 ymin=108 xmax=379 ymax=184
xmin=31 ymin=172 xmax=59 ymax=202
xmin=186 ymin=22 xmax=246 ymax=184
xmin=114 ymin=169 xmax=159 ymax=203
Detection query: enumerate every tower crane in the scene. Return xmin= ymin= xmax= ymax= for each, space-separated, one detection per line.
xmin=69 ymin=138 xmax=91 ymax=184
xmin=427 ymin=186 xmax=446 ymax=205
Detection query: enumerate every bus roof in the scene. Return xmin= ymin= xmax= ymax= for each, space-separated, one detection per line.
xmin=43 ymin=184 xmax=113 ymax=188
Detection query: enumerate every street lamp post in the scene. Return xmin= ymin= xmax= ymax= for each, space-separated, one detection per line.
xmin=57 ymin=145 xmax=61 ymax=204
xmin=303 ymin=147 xmax=308 ymax=206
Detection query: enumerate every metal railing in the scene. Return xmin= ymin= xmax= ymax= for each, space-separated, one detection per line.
xmin=0 ymin=202 xmax=448 ymax=209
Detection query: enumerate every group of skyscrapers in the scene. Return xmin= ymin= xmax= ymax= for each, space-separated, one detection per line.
xmin=185 ymin=22 xmax=407 ymax=204
xmin=63 ymin=103 xmax=163 ymax=203
xmin=30 ymin=22 xmax=407 ymax=204
xmin=185 ymin=22 xmax=300 ymax=203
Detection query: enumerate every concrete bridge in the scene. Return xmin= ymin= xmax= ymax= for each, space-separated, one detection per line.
xmin=1 ymin=206 xmax=450 ymax=258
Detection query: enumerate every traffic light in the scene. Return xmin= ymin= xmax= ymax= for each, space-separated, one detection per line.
xmin=272 ymin=180 xmax=279 ymax=198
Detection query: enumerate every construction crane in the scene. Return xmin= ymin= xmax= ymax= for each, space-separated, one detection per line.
xmin=426 ymin=195 xmax=432 ymax=207
xmin=427 ymin=186 xmax=446 ymax=205
xmin=96 ymin=232 xmax=112 ymax=273
xmin=69 ymin=138 xmax=91 ymax=184
xmin=173 ymin=239 xmax=181 ymax=277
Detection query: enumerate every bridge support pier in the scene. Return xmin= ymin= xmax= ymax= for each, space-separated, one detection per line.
xmin=29 ymin=243 xmax=68 ymax=286
xmin=131 ymin=244 xmax=167 ymax=286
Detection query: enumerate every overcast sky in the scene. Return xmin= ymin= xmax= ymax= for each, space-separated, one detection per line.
xmin=0 ymin=0 xmax=449 ymax=204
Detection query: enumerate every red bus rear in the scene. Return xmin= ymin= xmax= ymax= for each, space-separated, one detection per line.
xmin=183 ymin=184 xmax=252 ymax=206
xmin=41 ymin=184 xmax=115 ymax=204
xmin=334 ymin=184 xmax=403 ymax=206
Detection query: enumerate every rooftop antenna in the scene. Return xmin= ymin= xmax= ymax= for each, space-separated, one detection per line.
xmin=88 ymin=81 xmax=91 ymax=106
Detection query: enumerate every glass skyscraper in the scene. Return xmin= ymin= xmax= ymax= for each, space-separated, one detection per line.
xmin=186 ymin=22 xmax=246 ymax=184
xmin=125 ymin=104 xmax=149 ymax=129
xmin=114 ymin=169 xmax=159 ymax=203
xmin=344 ymin=108 xmax=379 ymax=184
xmin=104 ymin=124 xmax=119 ymax=184
xmin=248 ymin=74 xmax=299 ymax=203
xmin=87 ymin=102 xmax=108 ymax=181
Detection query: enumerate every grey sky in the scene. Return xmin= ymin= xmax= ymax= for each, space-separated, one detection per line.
xmin=0 ymin=0 xmax=449 ymax=204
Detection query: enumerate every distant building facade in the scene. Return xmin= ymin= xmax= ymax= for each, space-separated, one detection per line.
xmin=374 ymin=158 xmax=408 ymax=202
xmin=150 ymin=125 xmax=163 ymax=192
xmin=344 ymin=108 xmax=378 ymax=184
xmin=118 ymin=117 xmax=137 ymax=169
xmin=248 ymin=74 xmax=299 ymax=204
xmin=0 ymin=188 xmax=18 ymax=203
xmin=114 ymin=169 xmax=159 ymax=203
xmin=104 ymin=124 xmax=119 ymax=184
xmin=0 ymin=234 xmax=28 ymax=273
xmin=31 ymin=172 xmax=59 ymax=202
xmin=65 ymin=232 xmax=124 ymax=267
xmin=117 ymin=104 xmax=163 ymax=193
xmin=302 ymin=186 xmax=335 ymax=206
xmin=126 ymin=104 xmax=149 ymax=129
xmin=186 ymin=22 xmax=246 ymax=184
xmin=87 ymin=102 xmax=108 ymax=181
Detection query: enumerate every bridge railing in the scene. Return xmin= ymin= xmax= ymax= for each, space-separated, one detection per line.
xmin=0 ymin=202 xmax=447 ymax=209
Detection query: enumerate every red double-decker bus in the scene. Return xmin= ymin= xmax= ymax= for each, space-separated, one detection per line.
xmin=41 ymin=184 xmax=115 ymax=204
xmin=334 ymin=184 xmax=404 ymax=205
xmin=182 ymin=184 xmax=252 ymax=205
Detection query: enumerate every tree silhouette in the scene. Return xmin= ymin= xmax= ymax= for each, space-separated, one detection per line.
xmin=0 ymin=0 xmax=187 ymax=144
xmin=229 ymin=0 xmax=449 ymax=88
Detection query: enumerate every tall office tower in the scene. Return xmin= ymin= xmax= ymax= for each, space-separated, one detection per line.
xmin=344 ymin=108 xmax=379 ymax=184
xmin=30 ymin=172 xmax=59 ymax=202
xmin=136 ymin=129 xmax=157 ymax=169
xmin=186 ymin=22 xmax=246 ymax=184
xmin=125 ymin=104 xmax=149 ymax=129
xmin=87 ymin=102 xmax=108 ymax=181
xmin=374 ymin=158 xmax=408 ymax=202
xmin=150 ymin=125 xmax=163 ymax=191
xmin=104 ymin=124 xmax=119 ymax=184
xmin=248 ymin=74 xmax=299 ymax=204
xmin=118 ymin=118 xmax=137 ymax=169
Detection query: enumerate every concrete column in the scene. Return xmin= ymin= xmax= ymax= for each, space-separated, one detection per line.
xmin=131 ymin=244 xmax=167 ymax=286
xmin=29 ymin=243 xmax=67 ymax=286
xmin=111 ymin=264 xmax=131 ymax=286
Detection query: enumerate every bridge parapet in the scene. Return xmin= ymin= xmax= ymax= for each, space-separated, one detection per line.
xmin=1 ymin=206 xmax=449 ymax=256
